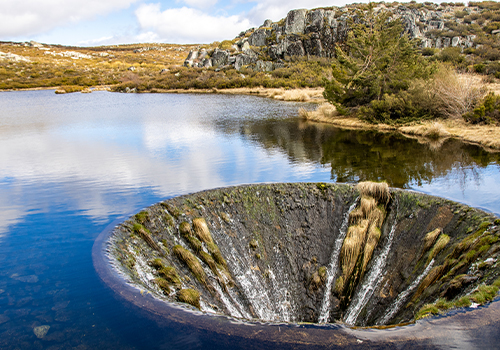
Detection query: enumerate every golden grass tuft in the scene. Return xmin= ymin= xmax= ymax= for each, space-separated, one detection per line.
xmin=177 ymin=288 xmax=201 ymax=309
xmin=159 ymin=266 xmax=182 ymax=287
xmin=423 ymin=228 xmax=442 ymax=252
xmin=207 ymin=241 xmax=227 ymax=269
xmin=340 ymin=220 xmax=369 ymax=282
xmin=359 ymin=196 xmax=377 ymax=218
xmin=427 ymin=234 xmax=451 ymax=265
xmin=423 ymin=122 xmax=451 ymax=140
xmin=133 ymin=223 xmax=162 ymax=252
xmin=362 ymin=225 xmax=382 ymax=272
xmin=173 ymin=245 xmax=207 ymax=287
xmin=356 ymin=181 xmax=391 ymax=205
xmin=412 ymin=264 xmax=446 ymax=301
xmin=300 ymin=103 xmax=338 ymax=122
xmin=154 ymin=278 xmax=171 ymax=294
xmin=192 ymin=217 xmax=213 ymax=244
xmin=179 ymin=221 xmax=193 ymax=237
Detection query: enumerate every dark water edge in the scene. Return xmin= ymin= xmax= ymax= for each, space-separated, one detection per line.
xmin=0 ymin=90 xmax=499 ymax=349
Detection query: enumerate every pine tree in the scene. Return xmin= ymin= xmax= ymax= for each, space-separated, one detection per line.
xmin=323 ymin=5 xmax=431 ymax=114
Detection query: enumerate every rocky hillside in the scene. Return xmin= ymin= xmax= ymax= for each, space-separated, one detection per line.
xmin=185 ymin=1 xmax=500 ymax=72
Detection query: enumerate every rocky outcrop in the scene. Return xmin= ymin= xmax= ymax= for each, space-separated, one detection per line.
xmin=185 ymin=3 xmax=484 ymax=72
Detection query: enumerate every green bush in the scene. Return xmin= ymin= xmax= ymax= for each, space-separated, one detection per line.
xmin=463 ymin=92 xmax=500 ymax=124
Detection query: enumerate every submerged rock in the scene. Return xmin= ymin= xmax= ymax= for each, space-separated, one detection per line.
xmin=108 ymin=183 xmax=500 ymax=327
xmin=33 ymin=325 xmax=50 ymax=339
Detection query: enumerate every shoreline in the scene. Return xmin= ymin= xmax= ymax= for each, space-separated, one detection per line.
xmin=3 ymin=85 xmax=499 ymax=151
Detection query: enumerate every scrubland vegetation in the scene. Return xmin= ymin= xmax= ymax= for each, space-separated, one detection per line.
xmin=3 ymin=1 xmax=500 ymax=142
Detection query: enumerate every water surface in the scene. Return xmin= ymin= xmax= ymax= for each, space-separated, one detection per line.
xmin=0 ymin=90 xmax=499 ymax=349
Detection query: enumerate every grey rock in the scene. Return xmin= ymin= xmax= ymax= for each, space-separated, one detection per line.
xmin=249 ymin=28 xmax=272 ymax=46
xmin=34 ymin=325 xmax=50 ymax=339
xmin=285 ymin=9 xmax=308 ymax=34
xmin=202 ymin=58 xmax=212 ymax=68
xmin=235 ymin=53 xmax=257 ymax=71
xmin=254 ymin=60 xmax=273 ymax=72
xmin=211 ymin=49 xmax=230 ymax=67
xmin=492 ymin=29 xmax=500 ymax=35
xmin=262 ymin=19 xmax=273 ymax=28
xmin=127 ymin=66 xmax=135 ymax=71
xmin=452 ymin=36 xmax=461 ymax=47
xmin=305 ymin=9 xmax=325 ymax=33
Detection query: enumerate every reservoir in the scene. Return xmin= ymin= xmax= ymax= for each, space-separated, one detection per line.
xmin=0 ymin=90 xmax=499 ymax=349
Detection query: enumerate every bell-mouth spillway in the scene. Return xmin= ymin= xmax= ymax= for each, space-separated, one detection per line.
xmin=94 ymin=182 xmax=500 ymax=344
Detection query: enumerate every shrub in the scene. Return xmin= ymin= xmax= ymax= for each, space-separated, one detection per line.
xmin=463 ymin=92 xmax=500 ymax=124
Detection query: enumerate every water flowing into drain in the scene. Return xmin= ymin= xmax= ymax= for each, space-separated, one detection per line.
xmin=106 ymin=183 xmax=500 ymax=328
xmin=318 ymin=199 xmax=358 ymax=323
xmin=379 ymin=259 xmax=435 ymax=325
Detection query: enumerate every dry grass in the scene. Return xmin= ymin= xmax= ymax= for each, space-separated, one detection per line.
xmin=433 ymin=68 xmax=487 ymax=119
xmin=340 ymin=220 xmax=370 ymax=285
xmin=192 ymin=217 xmax=213 ymax=244
xmin=179 ymin=221 xmax=193 ymax=237
xmin=427 ymin=234 xmax=451 ymax=265
xmin=356 ymin=181 xmax=391 ymax=205
xmin=300 ymin=103 xmax=338 ymax=122
xmin=422 ymin=122 xmax=451 ymax=140
xmin=413 ymin=264 xmax=446 ymax=301
xmin=173 ymin=245 xmax=207 ymax=287
xmin=362 ymin=225 xmax=382 ymax=272
xmin=177 ymin=288 xmax=201 ymax=309
xmin=423 ymin=228 xmax=442 ymax=252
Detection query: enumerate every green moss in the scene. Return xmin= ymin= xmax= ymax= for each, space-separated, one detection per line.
xmin=207 ymin=241 xmax=227 ymax=268
xmin=155 ymin=278 xmax=171 ymax=294
xmin=415 ymin=304 xmax=439 ymax=320
xmin=187 ymin=236 xmax=203 ymax=253
xmin=158 ymin=266 xmax=181 ymax=287
xmin=135 ymin=210 xmax=149 ymax=224
xmin=177 ymin=288 xmax=201 ymax=309
xmin=249 ymin=239 xmax=258 ymax=250
xmin=173 ymin=245 xmax=207 ymax=287
xmin=318 ymin=266 xmax=327 ymax=280
xmin=471 ymin=285 xmax=499 ymax=304
xmin=454 ymin=296 xmax=471 ymax=308
xmin=150 ymin=258 xmax=164 ymax=270
xmin=435 ymin=298 xmax=453 ymax=310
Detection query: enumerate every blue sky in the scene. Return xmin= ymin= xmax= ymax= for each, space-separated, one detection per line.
xmin=0 ymin=0 xmax=382 ymax=46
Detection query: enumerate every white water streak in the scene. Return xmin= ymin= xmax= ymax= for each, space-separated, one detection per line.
xmin=344 ymin=215 xmax=398 ymax=325
xmin=318 ymin=199 xmax=359 ymax=323
xmin=379 ymin=259 xmax=435 ymax=325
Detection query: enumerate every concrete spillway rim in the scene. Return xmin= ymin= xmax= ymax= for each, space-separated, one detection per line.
xmin=92 ymin=182 xmax=500 ymax=346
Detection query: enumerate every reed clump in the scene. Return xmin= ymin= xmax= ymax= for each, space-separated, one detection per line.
xmin=173 ymin=245 xmax=207 ymax=287
xmin=154 ymin=278 xmax=171 ymax=294
xmin=177 ymin=288 xmax=201 ymax=309
xmin=423 ymin=228 xmax=442 ymax=253
xmin=427 ymin=234 xmax=451 ymax=265
xmin=159 ymin=266 xmax=182 ymax=287
xmin=192 ymin=217 xmax=213 ymax=243
xmin=356 ymin=181 xmax=391 ymax=205
xmin=179 ymin=221 xmax=193 ymax=237
xmin=132 ymin=222 xmax=162 ymax=252
xmin=337 ymin=181 xmax=390 ymax=295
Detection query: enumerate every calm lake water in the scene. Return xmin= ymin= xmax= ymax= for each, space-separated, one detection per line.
xmin=0 ymin=90 xmax=499 ymax=349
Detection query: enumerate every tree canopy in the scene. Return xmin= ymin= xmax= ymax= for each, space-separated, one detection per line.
xmin=323 ymin=5 xmax=432 ymax=115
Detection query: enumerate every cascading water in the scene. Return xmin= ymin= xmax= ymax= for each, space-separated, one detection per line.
xmin=106 ymin=183 xmax=500 ymax=329
xmin=318 ymin=199 xmax=359 ymax=323
xmin=379 ymin=259 xmax=435 ymax=325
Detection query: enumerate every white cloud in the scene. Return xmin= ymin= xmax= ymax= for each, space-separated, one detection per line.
xmin=135 ymin=3 xmax=252 ymax=43
xmin=0 ymin=0 xmax=139 ymax=37
xmin=247 ymin=0 xmax=359 ymax=25
xmin=178 ymin=0 xmax=219 ymax=10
